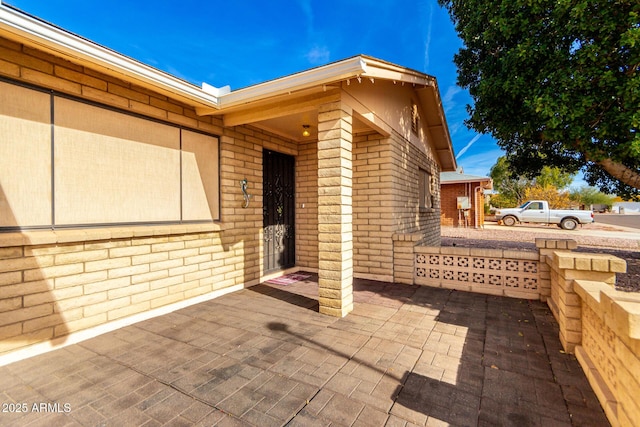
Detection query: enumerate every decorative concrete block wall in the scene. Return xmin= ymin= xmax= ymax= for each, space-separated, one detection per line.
xmin=413 ymin=245 xmax=541 ymax=299
xmin=573 ymin=280 xmax=640 ymax=427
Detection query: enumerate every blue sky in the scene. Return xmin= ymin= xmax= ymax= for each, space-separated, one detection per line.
xmin=8 ymin=0 xmax=504 ymax=178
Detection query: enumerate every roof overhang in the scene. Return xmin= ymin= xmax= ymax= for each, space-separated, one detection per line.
xmin=441 ymin=174 xmax=493 ymax=189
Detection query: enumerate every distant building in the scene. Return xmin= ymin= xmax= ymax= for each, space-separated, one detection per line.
xmin=440 ymin=169 xmax=493 ymax=228
xmin=612 ymin=202 xmax=640 ymax=214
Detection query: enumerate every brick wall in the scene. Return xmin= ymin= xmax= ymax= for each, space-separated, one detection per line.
xmin=0 ymin=228 xmax=235 ymax=354
xmin=353 ymin=131 xmax=441 ymax=282
xmin=353 ymin=133 xmax=394 ymax=281
xmin=296 ymin=141 xmax=319 ymax=271
xmin=390 ymin=133 xmax=441 ymax=246
xmin=440 ymin=183 xmax=484 ymax=228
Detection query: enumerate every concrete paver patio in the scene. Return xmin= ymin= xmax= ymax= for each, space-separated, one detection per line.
xmin=0 ymin=275 xmax=609 ymax=426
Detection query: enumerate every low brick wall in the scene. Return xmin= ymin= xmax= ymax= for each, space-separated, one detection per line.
xmin=545 ymin=251 xmax=637 ymax=427
xmin=0 ymin=224 xmax=259 ymax=358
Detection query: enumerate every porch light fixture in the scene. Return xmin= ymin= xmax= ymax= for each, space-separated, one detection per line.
xmin=302 ymin=125 xmax=310 ymax=137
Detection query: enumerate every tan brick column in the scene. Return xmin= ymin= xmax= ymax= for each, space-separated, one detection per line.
xmin=317 ymin=101 xmax=353 ymax=317
xmin=392 ymin=233 xmax=424 ymax=285
xmin=546 ymin=249 xmax=626 ymax=353
xmin=535 ymin=238 xmax=577 ymax=302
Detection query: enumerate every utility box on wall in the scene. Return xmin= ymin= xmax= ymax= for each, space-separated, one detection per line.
xmin=457 ymin=196 xmax=470 ymax=210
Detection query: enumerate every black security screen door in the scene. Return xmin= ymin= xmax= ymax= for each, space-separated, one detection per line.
xmin=263 ymin=149 xmax=295 ymax=272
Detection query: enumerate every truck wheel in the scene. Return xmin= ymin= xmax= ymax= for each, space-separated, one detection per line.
xmin=560 ymin=218 xmax=578 ymax=230
xmin=502 ymin=216 xmax=517 ymax=226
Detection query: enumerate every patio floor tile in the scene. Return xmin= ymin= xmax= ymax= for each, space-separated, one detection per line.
xmin=0 ymin=275 xmax=610 ymax=426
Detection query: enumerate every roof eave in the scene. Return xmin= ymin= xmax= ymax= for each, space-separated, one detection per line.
xmin=215 ymin=57 xmax=368 ymax=110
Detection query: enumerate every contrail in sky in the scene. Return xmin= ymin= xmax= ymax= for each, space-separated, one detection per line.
xmin=456 ymin=134 xmax=482 ymax=159
xmin=423 ymin=3 xmax=433 ymax=71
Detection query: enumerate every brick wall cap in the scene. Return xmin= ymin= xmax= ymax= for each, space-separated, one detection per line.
xmin=535 ymin=238 xmax=577 ymax=249
xmin=0 ymin=223 xmax=225 ymax=248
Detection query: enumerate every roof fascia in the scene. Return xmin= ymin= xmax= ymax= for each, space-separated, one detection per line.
xmin=0 ymin=3 xmax=220 ymax=109
xmin=216 ymin=57 xmax=368 ymax=109
xmin=442 ymin=178 xmax=492 ymax=184
xmin=215 ymin=56 xmax=439 ymax=111
xmin=359 ymin=56 xmax=437 ymax=87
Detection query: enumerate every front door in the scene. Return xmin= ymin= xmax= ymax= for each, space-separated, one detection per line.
xmin=263 ymin=149 xmax=295 ymax=272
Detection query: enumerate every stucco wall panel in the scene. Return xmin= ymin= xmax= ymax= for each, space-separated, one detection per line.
xmin=53 ymin=98 xmax=181 ymax=225
xmin=0 ymin=81 xmax=51 ymax=227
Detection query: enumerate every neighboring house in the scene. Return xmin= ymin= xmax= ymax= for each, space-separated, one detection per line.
xmin=440 ymin=169 xmax=492 ymax=228
xmin=0 ymin=2 xmax=456 ymax=359
xmin=613 ymin=202 xmax=640 ymax=214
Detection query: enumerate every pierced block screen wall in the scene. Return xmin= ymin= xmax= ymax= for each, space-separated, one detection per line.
xmin=0 ymin=82 xmax=52 ymax=228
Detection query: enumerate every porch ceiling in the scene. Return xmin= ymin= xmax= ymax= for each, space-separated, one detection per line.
xmin=252 ymin=109 xmax=373 ymax=143
xmin=219 ymin=87 xmax=378 ymax=142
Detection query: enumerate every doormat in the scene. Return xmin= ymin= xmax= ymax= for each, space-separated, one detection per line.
xmin=266 ymin=273 xmax=312 ymax=286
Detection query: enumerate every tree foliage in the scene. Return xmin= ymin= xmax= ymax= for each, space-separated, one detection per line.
xmin=569 ymin=186 xmax=616 ymax=208
xmin=489 ymin=156 xmax=575 ymax=206
xmin=438 ymin=0 xmax=640 ymax=199
xmin=524 ymin=185 xmax=571 ymax=209
xmin=489 ymin=156 xmax=529 ymax=206
xmin=536 ymin=166 xmax=575 ymax=190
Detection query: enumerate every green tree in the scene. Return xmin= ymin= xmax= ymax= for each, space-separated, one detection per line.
xmin=536 ymin=166 xmax=574 ymax=190
xmin=570 ymin=186 xmax=616 ymax=208
xmin=438 ymin=0 xmax=640 ymax=199
xmin=524 ymin=185 xmax=571 ymax=209
xmin=489 ymin=156 xmax=575 ymax=206
xmin=489 ymin=156 xmax=529 ymax=206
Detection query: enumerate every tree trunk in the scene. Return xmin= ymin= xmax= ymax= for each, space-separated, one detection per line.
xmin=597 ymin=158 xmax=640 ymax=190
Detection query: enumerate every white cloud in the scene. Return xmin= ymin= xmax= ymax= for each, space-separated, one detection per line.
xmin=456 ymin=134 xmax=482 ymax=159
xmin=305 ymin=45 xmax=330 ymax=64
xmin=443 ymin=85 xmax=462 ymax=106
xmin=297 ymin=0 xmax=314 ymax=37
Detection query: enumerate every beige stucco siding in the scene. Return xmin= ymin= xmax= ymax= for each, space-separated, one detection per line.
xmin=0 ymin=81 xmax=52 ymax=227
xmin=342 ymin=80 xmax=436 ymax=160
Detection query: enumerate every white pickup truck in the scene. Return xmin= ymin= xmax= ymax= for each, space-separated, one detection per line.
xmin=495 ymin=200 xmax=594 ymax=230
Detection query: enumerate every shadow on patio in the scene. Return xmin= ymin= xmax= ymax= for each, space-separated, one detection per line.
xmin=0 ymin=274 xmax=609 ymax=426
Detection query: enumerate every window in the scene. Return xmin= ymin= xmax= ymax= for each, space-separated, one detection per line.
xmin=0 ymin=79 xmax=220 ymax=230
xmin=419 ymin=168 xmax=433 ymax=209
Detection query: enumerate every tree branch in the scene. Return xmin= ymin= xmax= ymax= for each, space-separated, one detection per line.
xmin=597 ymin=158 xmax=640 ymax=189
